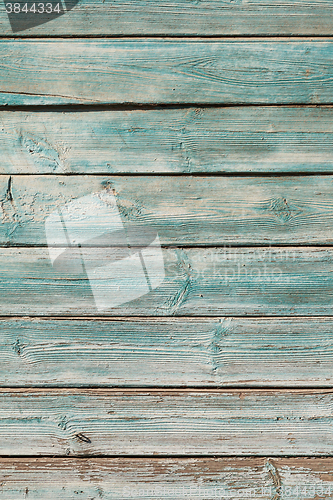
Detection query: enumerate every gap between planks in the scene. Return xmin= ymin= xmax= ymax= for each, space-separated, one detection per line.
xmin=4 ymin=36 xmax=333 ymax=41
xmin=0 ymin=388 xmax=331 ymax=394
xmin=4 ymin=102 xmax=333 ymax=110
xmin=5 ymin=35 xmax=333 ymax=39
xmin=4 ymin=172 xmax=333 ymax=177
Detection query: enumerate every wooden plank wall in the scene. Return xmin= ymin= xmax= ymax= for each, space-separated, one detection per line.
xmin=1 ymin=1 xmax=333 ymax=498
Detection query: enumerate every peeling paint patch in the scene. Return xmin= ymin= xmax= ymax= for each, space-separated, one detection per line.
xmin=20 ymin=132 xmax=65 ymax=173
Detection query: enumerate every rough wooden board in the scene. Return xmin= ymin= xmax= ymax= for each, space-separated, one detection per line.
xmin=2 ymin=317 xmax=333 ymax=387
xmin=2 ymin=0 xmax=333 ymax=36
xmin=4 ymin=107 xmax=333 ymax=173
xmin=2 ymin=175 xmax=333 ymax=245
xmin=1 ymin=457 xmax=333 ymax=500
xmin=2 ymin=41 xmax=333 ymax=104
xmin=1 ymin=246 xmax=333 ymax=316
xmin=0 ymin=389 xmax=330 ymax=455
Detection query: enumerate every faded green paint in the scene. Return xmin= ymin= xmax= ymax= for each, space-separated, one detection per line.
xmin=1 ymin=41 xmax=333 ymax=104
xmin=0 ymin=247 xmax=332 ymax=315
xmin=2 ymin=0 xmax=333 ymax=36
xmin=1 ymin=317 xmax=333 ymax=387
xmin=0 ymin=0 xmax=332 ymax=479
xmin=3 ymin=107 xmax=333 ymax=173
xmin=0 ymin=389 xmax=330 ymax=455
xmin=1 ymin=175 xmax=333 ymax=245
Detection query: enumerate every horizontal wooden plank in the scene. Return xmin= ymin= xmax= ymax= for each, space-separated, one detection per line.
xmin=2 ymin=41 xmax=333 ymax=105
xmin=1 ymin=246 xmax=333 ymax=316
xmin=2 ymin=175 xmax=333 ymax=245
xmin=4 ymin=107 xmax=333 ymax=174
xmin=1 ymin=457 xmax=333 ymax=499
xmin=0 ymin=389 xmax=330 ymax=455
xmin=2 ymin=317 xmax=333 ymax=387
xmin=2 ymin=0 xmax=333 ymax=36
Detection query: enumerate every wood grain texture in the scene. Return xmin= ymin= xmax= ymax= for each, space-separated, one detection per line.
xmin=2 ymin=41 xmax=333 ymax=105
xmin=0 ymin=389 xmax=330 ymax=455
xmin=1 ymin=246 xmax=333 ymax=316
xmin=2 ymin=317 xmax=333 ymax=387
xmin=0 ymin=457 xmax=333 ymax=499
xmin=2 ymin=175 xmax=333 ymax=245
xmin=4 ymin=107 xmax=333 ymax=174
xmin=2 ymin=0 xmax=333 ymax=36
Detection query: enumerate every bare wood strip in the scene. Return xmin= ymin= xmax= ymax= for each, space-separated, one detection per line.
xmin=1 ymin=457 xmax=333 ymax=499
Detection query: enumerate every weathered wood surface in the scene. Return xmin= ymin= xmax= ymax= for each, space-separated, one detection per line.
xmin=2 ymin=0 xmax=333 ymax=36
xmin=1 ymin=247 xmax=333 ymax=316
xmin=0 ymin=389 xmax=330 ymax=455
xmin=3 ymin=317 xmax=333 ymax=387
xmin=2 ymin=175 xmax=333 ymax=245
xmin=0 ymin=457 xmax=333 ymax=499
xmin=2 ymin=41 xmax=333 ymax=105
xmin=4 ymin=107 xmax=333 ymax=174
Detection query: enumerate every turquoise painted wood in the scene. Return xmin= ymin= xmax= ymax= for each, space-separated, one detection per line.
xmin=2 ymin=317 xmax=333 ymax=387
xmin=1 ymin=0 xmax=333 ymax=36
xmin=0 ymin=389 xmax=330 ymax=455
xmin=1 ymin=247 xmax=333 ymax=316
xmin=0 ymin=0 xmax=333 ymax=480
xmin=3 ymin=107 xmax=333 ymax=174
xmin=2 ymin=175 xmax=333 ymax=245
xmin=2 ymin=41 xmax=333 ymax=105
xmin=0 ymin=457 xmax=332 ymax=499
